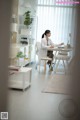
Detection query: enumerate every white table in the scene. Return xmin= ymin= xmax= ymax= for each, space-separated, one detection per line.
xmin=9 ymin=67 xmax=32 ymax=91
xmin=47 ymin=46 xmax=73 ymax=58
xmin=47 ymin=46 xmax=73 ymax=52
xmin=47 ymin=46 xmax=73 ymax=73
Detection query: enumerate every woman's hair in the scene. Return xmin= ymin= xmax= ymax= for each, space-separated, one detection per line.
xmin=42 ymin=30 xmax=51 ymax=38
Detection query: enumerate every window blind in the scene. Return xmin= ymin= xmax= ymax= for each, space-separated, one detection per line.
xmin=37 ymin=0 xmax=76 ymax=44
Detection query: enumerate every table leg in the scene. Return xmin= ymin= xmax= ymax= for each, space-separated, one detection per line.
xmin=44 ymin=60 xmax=46 ymax=72
xmin=66 ymin=60 xmax=69 ymax=73
xmin=66 ymin=60 xmax=68 ymax=68
xmin=54 ymin=51 xmax=57 ymax=64
xmin=54 ymin=59 xmax=60 ymax=73
xmin=54 ymin=58 xmax=57 ymax=66
xmin=63 ymin=60 xmax=66 ymax=74
xmin=39 ymin=60 xmax=41 ymax=72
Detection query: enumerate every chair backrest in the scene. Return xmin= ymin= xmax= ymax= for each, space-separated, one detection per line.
xmin=35 ymin=42 xmax=41 ymax=54
xmin=35 ymin=42 xmax=48 ymax=65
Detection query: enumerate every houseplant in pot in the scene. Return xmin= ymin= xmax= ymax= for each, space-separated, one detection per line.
xmin=22 ymin=11 xmax=33 ymax=44
xmin=16 ymin=51 xmax=26 ymax=66
xmin=24 ymin=11 xmax=33 ymax=28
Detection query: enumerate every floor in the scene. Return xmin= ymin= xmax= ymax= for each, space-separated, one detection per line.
xmin=8 ymin=64 xmax=75 ymax=120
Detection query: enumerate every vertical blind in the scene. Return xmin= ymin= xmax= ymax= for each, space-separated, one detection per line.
xmin=37 ymin=0 xmax=76 ymax=44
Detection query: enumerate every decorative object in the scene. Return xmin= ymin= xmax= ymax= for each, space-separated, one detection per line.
xmin=20 ymin=37 xmax=28 ymax=45
xmin=10 ymin=44 xmax=19 ymax=65
xmin=11 ymin=23 xmax=18 ymax=43
xmin=10 ymin=14 xmax=18 ymax=43
xmin=11 ymin=23 xmax=17 ymax=32
xmin=21 ymin=29 xmax=30 ymax=35
xmin=20 ymin=41 xmax=28 ymax=45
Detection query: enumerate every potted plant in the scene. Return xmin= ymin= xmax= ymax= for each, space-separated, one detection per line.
xmin=16 ymin=51 xmax=26 ymax=66
xmin=16 ymin=51 xmax=26 ymax=58
xmin=24 ymin=11 xmax=33 ymax=28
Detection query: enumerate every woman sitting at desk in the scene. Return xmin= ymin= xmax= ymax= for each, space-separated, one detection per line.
xmin=41 ymin=30 xmax=63 ymax=70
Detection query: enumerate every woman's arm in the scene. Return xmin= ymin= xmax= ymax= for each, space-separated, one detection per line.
xmin=53 ymin=43 xmax=64 ymax=47
xmin=41 ymin=39 xmax=51 ymax=49
xmin=50 ymin=38 xmax=64 ymax=47
xmin=49 ymin=39 xmax=55 ymax=48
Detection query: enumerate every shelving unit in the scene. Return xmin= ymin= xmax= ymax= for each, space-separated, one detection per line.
xmin=16 ymin=0 xmax=37 ymax=66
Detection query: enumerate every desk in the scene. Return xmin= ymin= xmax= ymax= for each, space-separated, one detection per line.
xmin=47 ymin=46 xmax=73 ymax=52
xmin=47 ymin=46 xmax=73 ymax=58
xmin=47 ymin=46 xmax=73 ymax=73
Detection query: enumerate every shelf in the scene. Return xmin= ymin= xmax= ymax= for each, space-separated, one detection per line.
xmin=19 ymin=34 xmax=32 ymax=37
xmin=17 ymin=60 xmax=30 ymax=66
xmin=18 ymin=25 xmax=32 ymax=29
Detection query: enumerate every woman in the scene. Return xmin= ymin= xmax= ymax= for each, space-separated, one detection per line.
xmin=41 ymin=30 xmax=63 ymax=70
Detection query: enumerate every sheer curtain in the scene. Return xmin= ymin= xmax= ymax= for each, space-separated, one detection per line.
xmin=37 ymin=0 xmax=75 ymax=44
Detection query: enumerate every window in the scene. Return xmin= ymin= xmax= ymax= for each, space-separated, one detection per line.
xmin=37 ymin=0 xmax=76 ymax=44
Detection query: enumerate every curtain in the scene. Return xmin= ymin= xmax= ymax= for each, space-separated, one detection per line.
xmin=37 ymin=0 xmax=75 ymax=44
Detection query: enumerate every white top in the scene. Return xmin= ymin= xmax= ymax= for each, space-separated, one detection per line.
xmin=41 ymin=37 xmax=54 ymax=49
xmin=37 ymin=36 xmax=61 ymax=64
xmin=41 ymin=36 xmax=60 ymax=49
xmin=40 ymin=36 xmax=60 ymax=57
xmin=39 ymin=37 xmax=52 ymax=58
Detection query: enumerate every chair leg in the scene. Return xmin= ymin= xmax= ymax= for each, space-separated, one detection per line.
xmin=53 ymin=51 xmax=58 ymax=65
xmin=66 ymin=60 xmax=70 ymax=74
xmin=39 ymin=60 xmax=41 ymax=72
xmin=54 ymin=59 xmax=60 ymax=73
xmin=66 ymin=60 xmax=69 ymax=69
xmin=54 ymin=58 xmax=57 ymax=66
xmin=63 ymin=60 xmax=66 ymax=74
xmin=44 ymin=61 xmax=46 ymax=72
xmin=35 ymin=63 xmax=37 ymax=69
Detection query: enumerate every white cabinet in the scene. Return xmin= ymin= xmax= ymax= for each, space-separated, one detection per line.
xmin=9 ymin=67 xmax=32 ymax=91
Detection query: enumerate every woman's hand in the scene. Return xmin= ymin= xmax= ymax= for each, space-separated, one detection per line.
xmin=50 ymin=45 xmax=54 ymax=48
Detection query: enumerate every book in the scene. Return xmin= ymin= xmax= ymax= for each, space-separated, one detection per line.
xmin=9 ymin=66 xmax=20 ymax=71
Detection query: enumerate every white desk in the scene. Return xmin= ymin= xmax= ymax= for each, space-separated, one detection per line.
xmin=9 ymin=67 xmax=32 ymax=91
xmin=47 ymin=46 xmax=73 ymax=52
xmin=47 ymin=46 xmax=73 ymax=73
xmin=47 ymin=46 xmax=73 ymax=58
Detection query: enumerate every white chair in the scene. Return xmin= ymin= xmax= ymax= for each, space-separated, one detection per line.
xmin=35 ymin=42 xmax=52 ymax=72
xmin=54 ymin=53 xmax=70 ymax=73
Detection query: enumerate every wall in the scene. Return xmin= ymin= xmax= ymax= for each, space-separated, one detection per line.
xmin=0 ymin=0 xmax=12 ymax=112
xmin=18 ymin=0 xmax=37 ymax=15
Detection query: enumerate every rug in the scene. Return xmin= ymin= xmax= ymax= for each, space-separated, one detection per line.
xmin=42 ymin=75 xmax=72 ymax=95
